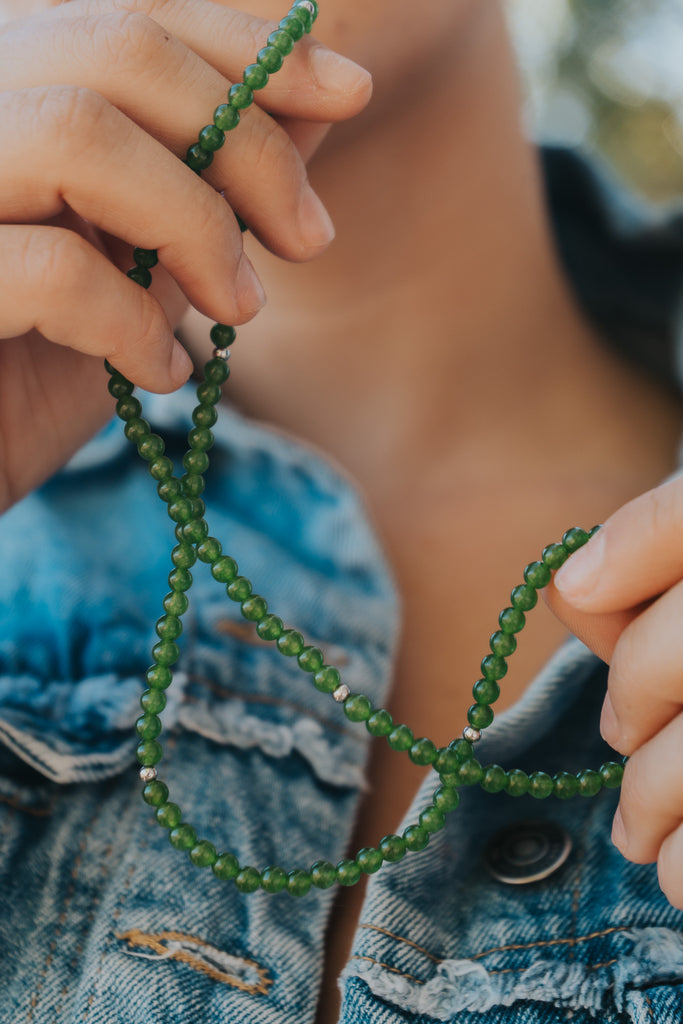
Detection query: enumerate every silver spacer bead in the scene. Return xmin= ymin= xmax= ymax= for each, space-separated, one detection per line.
xmin=139 ymin=766 xmax=157 ymax=782
xmin=295 ymin=0 xmax=316 ymax=13
xmin=463 ymin=726 xmax=481 ymax=743
xmin=212 ymin=347 xmax=231 ymax=361
xmin=332 ymin=684 xmax=350 ymax=703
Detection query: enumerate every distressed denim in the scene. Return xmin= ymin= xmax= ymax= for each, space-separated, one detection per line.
xmin=2 ymin=148 xmax=683 ymax=1022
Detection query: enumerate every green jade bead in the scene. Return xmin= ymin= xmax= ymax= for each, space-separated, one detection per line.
xmin=212 ymin=853 xmax=240 ymax=880
xmin=210 ymin=324 xmax=237 ymax=350
xmin=499 ymin=606 xmax=528 ymax=630
xmin=137 ymin=739 xmax=162 ymax=766
xmin=336 ymin=860 xmax=362 ymax=887
xmin=169 ymin=824 xmax=197 ymax=851
xmin=524 ymin=561 xmax=552 ymax=590
xmin=149 ymin=456 xmax=174 ymax=481
xmin=136 ymin=714 xmax=161 ymax=740
xmin=310 ymin=860 xmax=337 ymax=888
xmin=403 ymin=825 xmax=430 ymax=852
xmin=211 ymin=556 xmax=238 ymax=583
xmin=242 ymin=596 xmax=268 ymax=621
xmin=257 ymin=46 xmax=284 ymax=72
xmin=156 ymin=802 xmax=182 ymax=828
xmin=279 ymin=14 xmax=305 ymax=39
xmin=387 ymin=725 xmax=413 ymax=752
xmin=433 ymin=786 xmax=460 ymax=813
xmin=481 ymin=655 xmax=507 ymax=681
xmin=457 ymin=759 xmax=484 ymax=786
xmin=146 ymin=665 xmax=172 ymax=689
xmin=563 ymin=527 xmax=590 ymax=552
xmin=183 ymin=519 xmax=209 ymax=544
xmin=510 ymin=584 xmax=538 ymax=611
xmin=196 ymin=538 xmax=222 ymax=564
xmin=133 ymin=247 xmax=158 ymax=268
xmin=214 ymin=104 xmax=240 ymax=131
xmin=505 ymin=769 xmax=529 ymax=797
xmin=227 ymin=577 xmax=252 ymax=602
xmin=379 ymin=834 xmax=406 ymax=862
xmin=152 ymin=641 xmax=180 ymax=666
xmin=192 ymin=405 xmax=218 ymax=429
xmin=542 ymin=543 xmax=569 ymax=569
xmin=229 ymin=83 xmax=253 ymax=109
xmin=467 ymin=703 xmax=494 ymax=730
xmin=366 ymin=710 xmax=393 ymax=737
xmin=183 ymin=450 xmax=209 ymax=474
xmin=600 ymin=761 xmax=624 ymax=788
xmin=268 ymin=29 xmax=294 ymax=53
xmin=528 ymin=771 xmax=554 ymax=799
xmin=141 ymin=689 xmax=166 ymax=714
xmin=356 ymin=847 xmax=383 ymax=873
xmin=188 ymin=427 xmax=214 ymax=451
xmin=186 ymin=143 xmax=213 ymax=171
xmin=553 ymin=772 xmax=579 ymax=800
xmin=127 ymin=265 xmax=152 ymax=288
xmin=472 ymin=678 xmax=500 ymax=705
xmin=198 ymin=124 xmax=225 ymax=151
xmin=257 ymin=615 xmax=284 ymax=641
xmin=182 ymin=474 xmax=205 ymax=499
xmin=490 ymin=630 xmax=517 ymax=657
xmin=344 ymin=694 xmax=372 ymax=722
xmin=313 ymin=666 xmax=340 ymax=693
xmin=261 ymin=866 xmax=288 ymax=893
xmin=419 ymin=806 xmax=445 ymax=833
xmin=204 ymin=356 xmax=231 ymax=385
xmin=577 ymin=769 xmax=603 ymax=797
xmin=190 ymin=840 xmax=217 ymax=868
xmin=287 ymin=870 xmax=312 ymax=897
xmin=235 ymin=867 xmax=261 ymax=893
xmin=434 ymin=746 xmax=459 ymax=775
xmin=156 ymin=614 xmax=182 ymax=640
xmin=409 ymin=737 xmax=437 ymax=766
xmin=480 ymin=764 xmax=507 ymax=794
xmin=142 ymin=780 xmax=169 ymax=807
xmin=277 ymin=629 xmax=305 ymax=656
xmin=243 ymin=63 xmax=269 ymax=90
xmin=297 ymin=646 xmax=325 ymax=673
xmin=168 ymin=568 xmax=193 ymax=592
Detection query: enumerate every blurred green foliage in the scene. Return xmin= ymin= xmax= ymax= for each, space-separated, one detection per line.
xmin=508 ymin=0 xmax=683 ymax=201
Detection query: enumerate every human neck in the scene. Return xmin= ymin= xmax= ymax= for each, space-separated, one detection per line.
xmin=189 ymin=2 xmax=680 ymax=508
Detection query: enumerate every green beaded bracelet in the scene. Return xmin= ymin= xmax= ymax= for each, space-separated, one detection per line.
xmin=110 ymin=0 xmax=623 ymax=897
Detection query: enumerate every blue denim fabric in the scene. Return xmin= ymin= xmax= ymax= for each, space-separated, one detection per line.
xmin=2 ymin=149 xmax=683 ymax=1023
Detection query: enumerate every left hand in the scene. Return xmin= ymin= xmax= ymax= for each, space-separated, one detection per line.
xmin=544 ymin=473 xmax=683 ymax=909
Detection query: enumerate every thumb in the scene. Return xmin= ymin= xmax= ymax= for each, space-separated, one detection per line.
xmin=543 ymin=580 xmax=640 ymax=665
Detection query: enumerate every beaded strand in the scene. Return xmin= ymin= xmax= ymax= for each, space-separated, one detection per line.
xmin=107 ymin=0 xmax=624 ymax=897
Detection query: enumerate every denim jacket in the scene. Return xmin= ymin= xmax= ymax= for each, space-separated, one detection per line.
xmin=1 ymin=150 xmax=683 ymax=1024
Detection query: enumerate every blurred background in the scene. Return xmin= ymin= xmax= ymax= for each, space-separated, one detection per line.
xmin=505 ymin=0 xmax=683 ymax=203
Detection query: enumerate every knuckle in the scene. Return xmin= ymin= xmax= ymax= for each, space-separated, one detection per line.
xmin=245 ymin=116 xmax=300 ymax=183
xmin=21 ymin=227 xmax=91 ymax=296
xmin=93 ymin=11 xmax=173 ymax=72
xmin=38 ymin=85 xmax=114 ymax=159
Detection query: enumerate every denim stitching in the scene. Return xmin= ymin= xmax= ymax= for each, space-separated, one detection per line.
xmin=349 ymin=953 xmax=623 ymax=981
xmin=360 ymin=922 xmax=632 ymax=962
xmin=116 ymin=929 xmax=273 ymax=994
xmin=349 ymin=955 xmax=425 ymax=986
xmin=0 ymin=793 xmax=52 ymax=816
xmin=567 ymin=814 xmax=590 ymax=964
xmin=27 ymin=818 xmax=100 ymax=1022
xmin=643 ymin=991 xmax=655 ymax=1023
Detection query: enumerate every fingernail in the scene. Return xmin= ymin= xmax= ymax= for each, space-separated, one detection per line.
xmin=554 ymin=529 xmax=605 ymax=599
xmin=309 ymin=47 xmax=372 ymax=93
xmin=170 ymin=340 xmax=193 ymax=386
xmin=298 ymin=183 xmax=335 ymax=248
xmin=612 ymin=805 xmax=627 ymax=852
xmin=600 ymin=692 xmax=620 ymax=748
xmin=236 ymin=254 xmax=266 ymax=316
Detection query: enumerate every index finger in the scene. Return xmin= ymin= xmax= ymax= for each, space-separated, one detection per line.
xmin=553 ymin=473 xmax=683 ymax=612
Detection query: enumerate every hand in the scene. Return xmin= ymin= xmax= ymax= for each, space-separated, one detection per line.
xmin=545 ymin=473 xmax=683 ymax=908
xmin=0 ymin=0 xmax=371 ymax=510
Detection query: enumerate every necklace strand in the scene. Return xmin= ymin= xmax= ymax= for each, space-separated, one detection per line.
xmin=106 ymin=0 xmax=624 ymax=897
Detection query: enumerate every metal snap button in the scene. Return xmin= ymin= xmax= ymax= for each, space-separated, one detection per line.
xmin=484 ymin=820 xmax=572 ymax=885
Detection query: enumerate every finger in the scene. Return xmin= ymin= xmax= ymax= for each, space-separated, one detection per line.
xmin=0 ymin=85 xmax=265 ymax=325
xmin=48 ymin=0 xmax=372 ymax=120
xmin=598 ymin=579 xmax=683 ymax=755
xmin=2 ymin=5 xmax=369 ymax=257
xmin=553 ymin=474 xmax=683 ymax=612
xmin=0 ymin=224 xmax=191 ymax=392
xmin=611 ymin=711 xmax=683 ymax=865
xmin=543 ymin=580 xmax=637 ymax=665
xmin=657 ymin=821 xmax=683 ymax=910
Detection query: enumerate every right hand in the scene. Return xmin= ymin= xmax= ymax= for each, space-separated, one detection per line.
xmin=0 ymin=0 xmax=371 ymax=511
